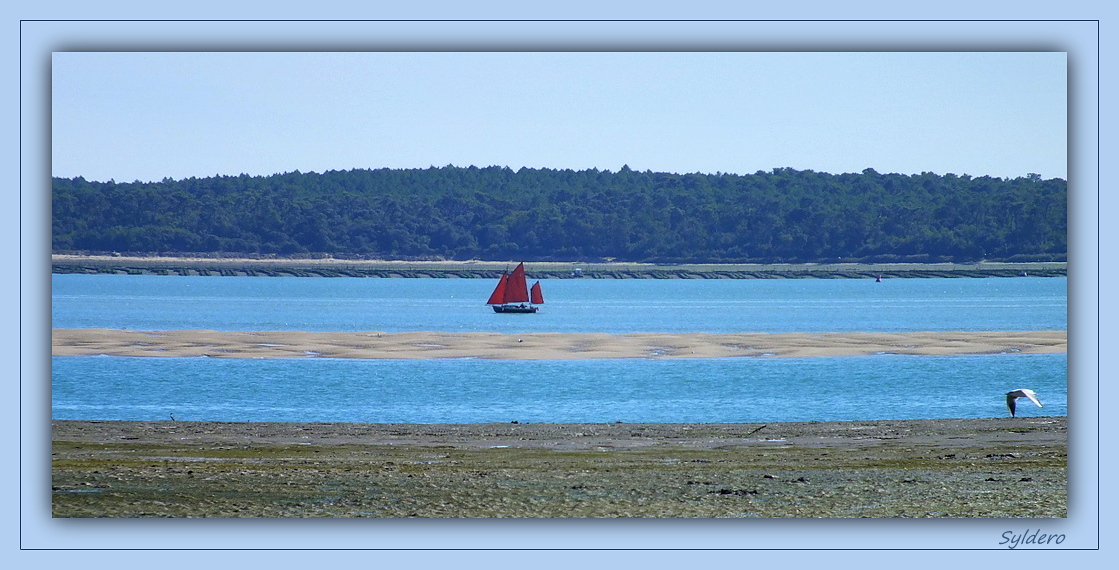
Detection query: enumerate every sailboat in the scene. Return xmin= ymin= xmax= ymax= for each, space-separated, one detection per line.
xmin=486 ymin=262 xmax=544 ymax=313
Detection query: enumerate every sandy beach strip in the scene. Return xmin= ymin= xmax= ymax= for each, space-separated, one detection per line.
xmin=52 ymin=328 xmax=1067 ymax=359
xmin=51 ymin=254 xmax=1068 ymax=278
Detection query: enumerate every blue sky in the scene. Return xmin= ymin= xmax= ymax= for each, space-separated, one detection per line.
xmin=51 ymin=51 xmax=1067 ymax=183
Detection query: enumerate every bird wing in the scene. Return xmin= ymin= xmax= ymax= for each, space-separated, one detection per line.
xmin=1006 ymin=393 xmax=1017 ymax=415
xmin=1023 ymin=390 xmax=1043 ymax=407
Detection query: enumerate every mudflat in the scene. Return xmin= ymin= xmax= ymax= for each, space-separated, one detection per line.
xmin=52 ymin=418 xmax=1066 ymax=518
xmin=51 ymin=329 xmax=1067 ymax=359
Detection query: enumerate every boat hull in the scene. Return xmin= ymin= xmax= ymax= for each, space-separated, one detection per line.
xmin=492 ymin=305 xmax=539 ymax=314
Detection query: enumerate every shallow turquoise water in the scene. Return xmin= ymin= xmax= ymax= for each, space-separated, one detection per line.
xmin=51 ymin=274 xmax=1067 ymax=423
xmin=51 ymin=353 xmax=1067 ymax=423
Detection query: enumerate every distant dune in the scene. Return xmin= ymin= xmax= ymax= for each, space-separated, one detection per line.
xmin=51 ymin=254 xmax=1067 ymax=279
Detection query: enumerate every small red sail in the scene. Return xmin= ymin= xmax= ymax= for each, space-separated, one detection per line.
xmin=503 ymin=262 xmax=530 ymax=303
xmin=486 ymin=272 xmax=509 ymax=305
xmin=530 ymin=281 xmax=544 ymax=305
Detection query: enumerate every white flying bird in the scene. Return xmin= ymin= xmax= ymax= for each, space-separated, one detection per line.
xmin=1005 ymin=389 xmax=1043 ymax=417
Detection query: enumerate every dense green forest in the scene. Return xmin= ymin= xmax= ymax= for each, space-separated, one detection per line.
xmin=51 ymin=165 xmax=1066 ymax=264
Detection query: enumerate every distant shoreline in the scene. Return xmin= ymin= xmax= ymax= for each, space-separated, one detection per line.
xmin=52 ymin=329 xmax=1068 ymax=360
xmin=51 ymin=254 xmax=1067 ymax=279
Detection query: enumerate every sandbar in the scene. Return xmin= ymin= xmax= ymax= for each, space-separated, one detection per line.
xmin=52 ymin=328 xmax=1067 ymax=359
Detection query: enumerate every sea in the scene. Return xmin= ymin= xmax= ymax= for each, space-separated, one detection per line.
xmin=51 ymin=274 xmax=1068 ymax=423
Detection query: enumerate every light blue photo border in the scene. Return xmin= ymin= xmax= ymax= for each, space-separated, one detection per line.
xmin=14 ymin=5 xmax=1108 ymax=566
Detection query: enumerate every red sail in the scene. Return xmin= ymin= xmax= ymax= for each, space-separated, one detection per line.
xmin=503 ymin=263 xmax=530 ymax=303
xmin=486 ymin=273 xmax=509 ymax=305
xmin=530 ymin=281 xmax=544 ymax=304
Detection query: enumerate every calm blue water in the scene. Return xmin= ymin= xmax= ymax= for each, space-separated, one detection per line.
xmin=51 ymin=274 xmax=1066 ymax=333
xmin=51 ymin=354 xmax=1066 ymax=423
xmin=51 ymin=274 xmax=1067 ymax=423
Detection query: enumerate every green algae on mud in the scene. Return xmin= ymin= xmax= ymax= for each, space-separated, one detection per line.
xmin=51 ymin=418 xmax=1066 ymax=518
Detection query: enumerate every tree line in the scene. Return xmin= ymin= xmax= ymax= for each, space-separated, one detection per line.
xmin=51 ymin=165 xmax=1067 ymax=264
